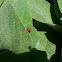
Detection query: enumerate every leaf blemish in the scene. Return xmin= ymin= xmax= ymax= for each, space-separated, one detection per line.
xmin=28 ymin=46 xmax=31 ymax=49
xmin=0 ymin=0 xmax=4 ymax=7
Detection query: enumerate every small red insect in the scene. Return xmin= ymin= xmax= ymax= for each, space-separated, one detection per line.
xmin=27 ymin=28 xmax=30 ymax=33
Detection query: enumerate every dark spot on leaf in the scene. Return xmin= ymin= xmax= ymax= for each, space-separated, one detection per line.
xmin=28 ymin=46 xmax=31 ymax=49
xmin=0 ymin=0 xmax=4 ymax=7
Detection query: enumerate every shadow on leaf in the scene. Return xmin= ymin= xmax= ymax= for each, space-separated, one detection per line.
xmin=0 ymin=49 xmax=50 ymax=62
xmin=46 ymin=0 xmax=54 ymax=5
xmin=53 ymin=0 xmax=62 ymax=25
xmin=50 ymin=0 xmax=62 ymax=61
xmin=33 ymin=19 xmax=62 ymax=62
xmin=50 ymin=4 xmax=60 ymax=25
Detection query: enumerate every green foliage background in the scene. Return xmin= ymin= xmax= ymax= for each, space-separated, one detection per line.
xmin=0 ymin=0 xmax=62 ymax=62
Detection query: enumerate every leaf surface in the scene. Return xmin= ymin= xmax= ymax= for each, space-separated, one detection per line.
xmin=0 ymin=1 xmax=32 ymax=53
xmin=0 ymin=0 xmax=61 ymax=60
xmin=28 ymin=0 xmax=62 ymax=35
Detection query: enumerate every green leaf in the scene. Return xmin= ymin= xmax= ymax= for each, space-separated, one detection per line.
xmin=0 ymin=0 xmax=60 ymax=61
xmin=10 ymin=0 xmax=62 ymax=35
xmin=0 ymin=0 xmax=41 ymax=54
xmin=0 ymin=1 xmax=32 ymax=53
xmin=57 ymin=0 xmax=62 ymax=24
xmin=9 ymin=0 xmax=41 ymax=48
xmin=33 ymin=20 xmax=62 ymax=60
xmin=35 ymin=32 xmax=56 ymax=59
xmin=53 ymin=0 xmax=62 ymax=25
xmin=10 ymin=0 xmax=32 ymax=26
xmin=57 ymin=0 xmax=62 ymax=13
xmin=28 ymin=0 xmax=62 ymax=35
xmin=9 ymin=0 xmax=56 ymax=59
xmin=28 ymin=0 xmax=53 ymax=24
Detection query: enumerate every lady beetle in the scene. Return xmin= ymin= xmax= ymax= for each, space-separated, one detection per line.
xmin=27 ymin=28 xmax=30 ymax=33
